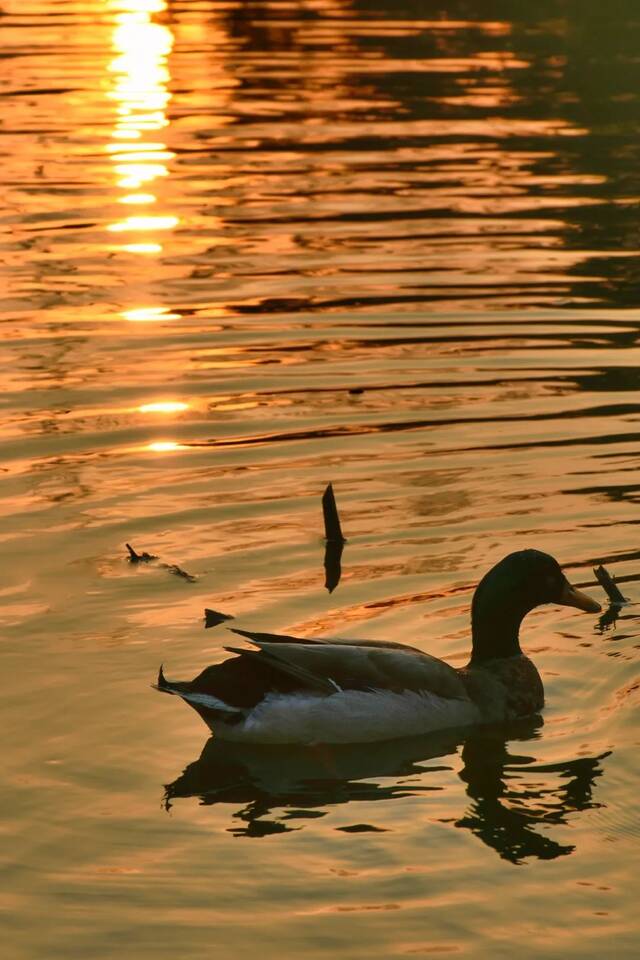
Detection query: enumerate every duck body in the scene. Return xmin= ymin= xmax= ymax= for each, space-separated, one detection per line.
xmin=208 ymin=685 xmax=482 ymax=744
xmin=160 ymin=637 xmax=484 ymax=744
xmin=157 ymin=550 xmax=600 ymax=744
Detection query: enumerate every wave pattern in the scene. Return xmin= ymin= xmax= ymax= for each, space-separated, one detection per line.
xmin=2 ymin=2 xmax=640 ymax=959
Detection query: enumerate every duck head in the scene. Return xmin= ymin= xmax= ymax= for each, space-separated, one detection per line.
xmin=470 ymin=549 xmax=601 ymax=663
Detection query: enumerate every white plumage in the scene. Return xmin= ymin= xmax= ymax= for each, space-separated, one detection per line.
xmin=202 ymin=688 xmax=482 ymax=744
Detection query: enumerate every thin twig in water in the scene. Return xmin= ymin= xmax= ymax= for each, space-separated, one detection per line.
xmin=593 ymin=565 xmax=628 ymax=605
xmin=126 ymin=543 xmax=158 ymax=563
xmin=126 ymin=543 xmax=197 ymax=581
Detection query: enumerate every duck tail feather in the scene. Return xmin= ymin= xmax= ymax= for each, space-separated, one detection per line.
xmin=155 ymin=663 xmax=175 ymax=694
xmin=223 ymin=644 xmax=258 ymax=658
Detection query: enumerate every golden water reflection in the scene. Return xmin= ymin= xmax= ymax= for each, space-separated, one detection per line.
xmin=122 ymin=306 xmax=181 ymax=322
xmin=5 ymin=2 xmax=640 ymax=956
xmin=105 ymin=0 xmax=177 ymax=251
xmin=138 ymin=402 xmax=189 ymax=414
xmin=146 ymin=440 xmax=184 ymax=453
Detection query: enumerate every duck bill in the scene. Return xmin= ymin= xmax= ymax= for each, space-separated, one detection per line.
xmin=559 ymin=580 xmax=601 ymax=613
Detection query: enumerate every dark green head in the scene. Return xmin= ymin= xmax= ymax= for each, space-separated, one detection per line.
xmin=470 ymin=549 xmax=601 ymax=663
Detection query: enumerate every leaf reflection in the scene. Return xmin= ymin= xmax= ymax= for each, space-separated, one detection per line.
xmin=163 ymin=725 xmax=609 ymax=861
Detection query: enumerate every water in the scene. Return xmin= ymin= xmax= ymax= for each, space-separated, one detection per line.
xmin=2 ymin=0 xmax=640 ymax=956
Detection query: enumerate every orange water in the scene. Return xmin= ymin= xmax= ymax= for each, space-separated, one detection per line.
xmin=2 ymin=2 xmax=640 ymax=957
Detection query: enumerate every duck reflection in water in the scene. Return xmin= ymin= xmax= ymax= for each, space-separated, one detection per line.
xmin=163 ymin=722 xmax=609 ymax=862
xmin=455 ymin=729 xmax=608 ymax=863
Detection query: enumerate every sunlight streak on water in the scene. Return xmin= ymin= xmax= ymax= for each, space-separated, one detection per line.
xmin=121 ymin=306 xmax=182 ymax=321
xmin=145 ymin=440 xmax=183 ymax=452
xmin=138 ymin=402 xmax=190 ymax=414
xmin=105 ymin=0 xmax=176 ymax=249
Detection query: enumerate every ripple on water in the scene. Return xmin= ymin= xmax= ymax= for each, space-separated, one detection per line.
xmin=3 ymin=1 xmax=640 ymax=959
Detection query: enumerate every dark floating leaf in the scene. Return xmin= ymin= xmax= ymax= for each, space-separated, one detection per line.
xmin=126 ymin=543 xmax=158 ymax=563
xmin=322 ymin=482 xmax=345 ymax=543
xmin=324 ymin=539 xmax=344 ymax=594
xmin=204 ymin=608 xmax=235 ymax=628
xmin=336 ymin=824 xmax=388 ymax=833
xmin=593 ymin=565 xmax=628 ymax=605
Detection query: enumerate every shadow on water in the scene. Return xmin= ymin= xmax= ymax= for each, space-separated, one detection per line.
xmin=163 ymin=722 xmax=609 ymax=862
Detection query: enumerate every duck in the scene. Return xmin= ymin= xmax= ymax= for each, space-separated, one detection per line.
xmin=156 ymin=549 xmax=601 ymax=744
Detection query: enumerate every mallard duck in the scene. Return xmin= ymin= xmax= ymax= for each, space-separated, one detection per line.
xmin=156 ymin=550 xmax=601 ymax=744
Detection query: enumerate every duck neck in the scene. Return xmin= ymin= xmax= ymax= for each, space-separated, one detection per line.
xmin=470 ymin=604 xmax=524 ymax=663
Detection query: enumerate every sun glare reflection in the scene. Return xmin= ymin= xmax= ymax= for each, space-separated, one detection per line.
xmin=106 ymin=0 xmax=177 ymax=248
xmin=107 ymin=215 xmax=179 ymax=232
xmin=146 ymin=441 xmax=183 ymax=453
xmin=118 ymin=193 xmax=156 ymax=205
xmin=139 ymin=402 xmax=189 ymax=413
xmin=123 ymin=306 xmax=182 ymax=322
xmin=118 ymin=243 xmax=163 ymax=255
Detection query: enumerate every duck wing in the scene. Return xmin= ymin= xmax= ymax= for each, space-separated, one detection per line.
xmin=228 ymin=629 xmax=469 ymax=700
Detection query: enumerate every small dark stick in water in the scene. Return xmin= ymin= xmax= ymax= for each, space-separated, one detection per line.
xmin=593 ymin=565 xmax=628 ymax=605
xmin=322 ymin=483 xmax=346 ymax=593
xmin=163 ymin=564 xmax=198 ymax=583
xmin=126 ymin=543 xmax=196 ymax=581
xmin=126 ymin=543 xmax=158 ymax=563
xmin=322 ymin=483 xmax=346 ymax=544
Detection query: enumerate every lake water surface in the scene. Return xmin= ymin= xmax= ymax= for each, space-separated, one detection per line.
xmin=2 ymin=1 xmax=640 ymax=957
